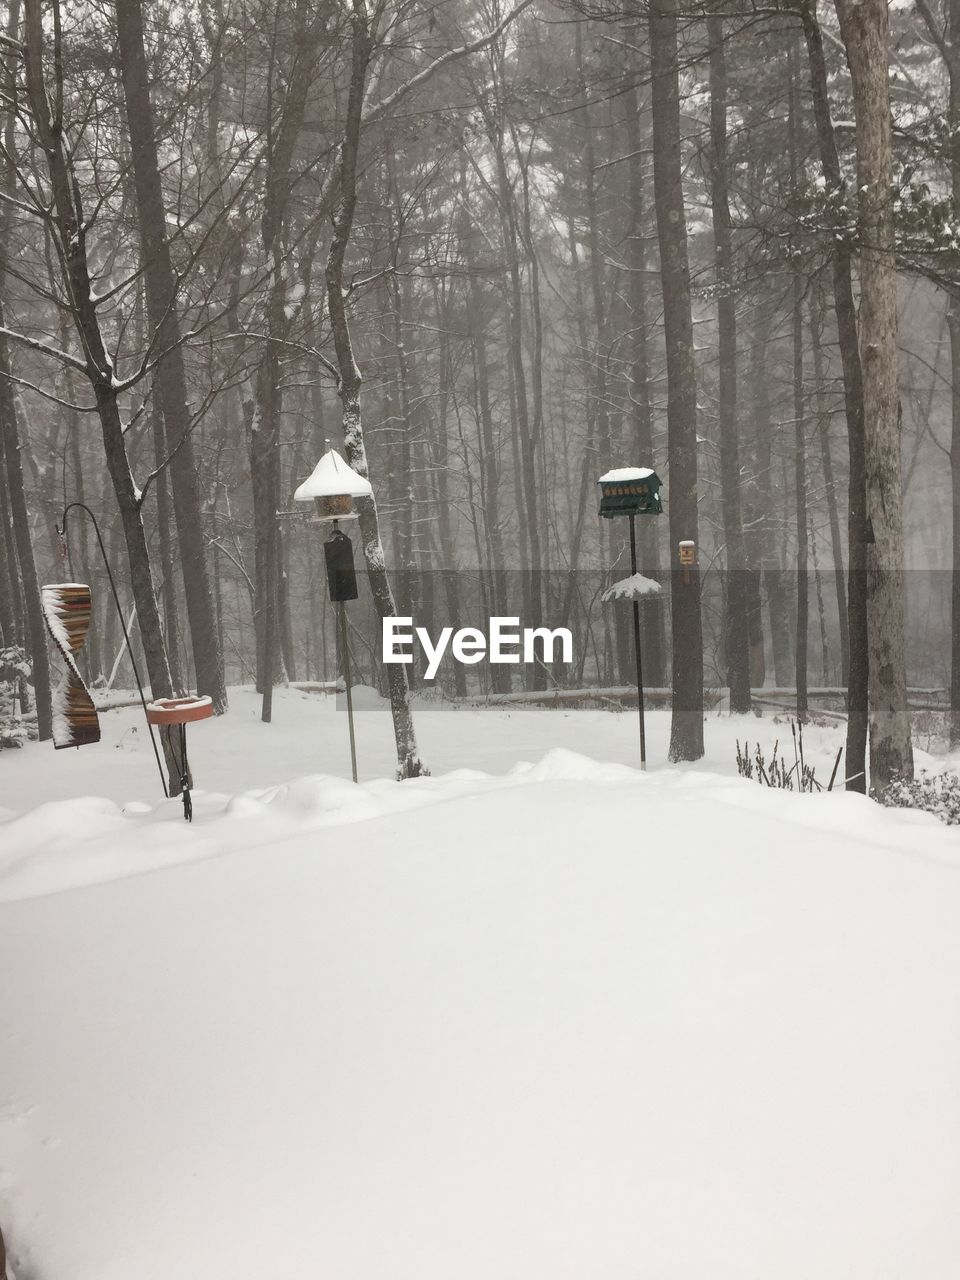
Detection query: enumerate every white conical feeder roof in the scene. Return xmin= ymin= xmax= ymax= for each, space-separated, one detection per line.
xmin=294 ymin=448 xmax=373 ymax=501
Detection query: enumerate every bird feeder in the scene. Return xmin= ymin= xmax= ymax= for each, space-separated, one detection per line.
xmin=679 ymin=539 xmax=696 ymax=587
xmin=293 ymin=447 xmax=373 ymax=522
xmin=294 ymin=445 xmax=370 ymax=785
xmin=145 ymin=695 xmax=213 ymax=822
xmin=597 ymin=467 xmax=663 ymax=519
xmin=46 ymin=504 xmax=218 ymax=825
xmin=324 ymin=528 xmax=359 ymax=603
xmin=595 ymin=464 xmax=663 ymax=773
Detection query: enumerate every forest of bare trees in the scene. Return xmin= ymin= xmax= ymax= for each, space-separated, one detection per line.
xmin=0 ymin=0 xmax=956 ymax=790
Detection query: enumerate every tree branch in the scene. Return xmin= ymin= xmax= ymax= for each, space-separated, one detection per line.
xmin=365 ymin=0 xmax=536 ymax=127
xmin=914 ymin=0 xmax=952 ymax=64
xmin=0 ymin=325 xmax=88 ymax=374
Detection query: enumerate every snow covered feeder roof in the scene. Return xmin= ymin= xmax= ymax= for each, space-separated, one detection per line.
xmin=597 ymin=466 xmax=662 ymax=519
xmin=598 ymin=466 xmax=654 ymax=483
xmin=294 ymin=449 xmax=373 ymax=502
xmin=601 ymin=573 xmax=663 ymax=604
xmin=294 ymin=448 xmax=373 ymax=523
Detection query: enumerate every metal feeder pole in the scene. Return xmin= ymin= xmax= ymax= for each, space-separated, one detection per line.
xmin=338 ymin=596 xmax=358 ymax=784
xmin=628 ymin=512 xmax=647 ymax=771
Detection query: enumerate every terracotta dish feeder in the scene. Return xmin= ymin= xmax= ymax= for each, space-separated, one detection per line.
xmin=145 ymin=695 xmax=214 ymax=726
xmin=143 ymin=695 xmax=213 ymax=822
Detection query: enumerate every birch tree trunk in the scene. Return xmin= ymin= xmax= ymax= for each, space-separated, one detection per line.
xmin=324 ymin=5 xmax=426 ymax=778
xmin=836 ymin=0 xmax=914 ymax=789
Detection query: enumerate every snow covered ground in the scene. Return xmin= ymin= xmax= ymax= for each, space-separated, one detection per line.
xmin=1 ymin=688 xmax=959 ymax=1277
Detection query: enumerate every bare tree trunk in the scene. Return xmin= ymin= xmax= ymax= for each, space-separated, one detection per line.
xmin=793 ymin=277 xmax=809 ymax=721
xmin=839 ymin=0 xmax=911 ymax=788
xmin=65 ymin=383 xmax=102 ymax=682
xmin=115 ymin=0 xmax=226 ymax=712
xmin=708 ymin=14 xmax=750 ymax=714
xmin=799 ymin=0 xmax=868 ymax=789
xmin=576 ymin=24 xmax=626 ymax=686
xmin=385 ymin=175 xmax=418 ymax=622
xmin=649 ymin=0 xmax=703 ymax=759
xmin=484 ymin=82 xmax=544 ymax=687
xmin=624 ymin=79 xmax=666 ymax=688
xmin=459 ymin=153 xmax=511 ymax=692
xmin=836 ymin=0 xmax=914 ymax=789
xmin=742 ymin=307 xmax=767 ymax=689
xmin=277 ymin=528 xmax=295 ymax=683
xmin=0 ymin=320 xmax=51 ymax=738
xmin=0 ymin=456 xmax=16 ymax=647
xmin=430 ymin=274 xmax=467 ymax=698
xmin=249 ymin=245 xmax=284 ymax=718
xmin=789 ymin=45 xmax=808 ymax=722
xmin=1 ymin=0 xmax=48 ymax=732
xmin=324 ymin=6 xmax=425 ymax=778
xmin=151 ymin=398 xmax=185 ymax=692
xmin=22 ymin=0 xmax=179 ymax=787
xmin=944 ymin=0 xmax=960 ymax=746
xmin=809 ymin=299 xmax=849 ymax=685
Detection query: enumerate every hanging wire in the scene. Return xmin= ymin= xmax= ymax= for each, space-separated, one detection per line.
xmin=57 ymin=502 xmax=169 ymax=799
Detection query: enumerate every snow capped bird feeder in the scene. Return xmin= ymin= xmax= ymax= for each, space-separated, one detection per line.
xmin=293 ymin=446 xmax=373 ymax=523
xmin=597 ymin=466 xmax=662 ymax=519
xmin=596 ymin=464 xmax=664 ymax=772
xmin=294 ymin=444 xmax=371 ymax=785
xmin=678 ymin=539 xmax=697 ymax=588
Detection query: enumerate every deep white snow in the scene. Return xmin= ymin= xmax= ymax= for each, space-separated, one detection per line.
xmin=1 ymin=688 xmax=959 ymax=1278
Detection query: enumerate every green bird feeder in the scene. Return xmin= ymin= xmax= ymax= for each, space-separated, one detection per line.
xmin=597 ymin=467 xmax=663 ymax=519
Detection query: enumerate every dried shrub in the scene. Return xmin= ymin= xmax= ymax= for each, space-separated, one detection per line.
xmin=878 ymin=772 xmax=960 ymax=826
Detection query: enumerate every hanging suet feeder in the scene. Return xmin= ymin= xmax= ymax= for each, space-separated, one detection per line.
xmin=323 ymin=528 xmax=359 ymax=603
